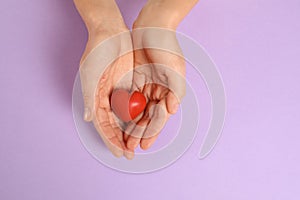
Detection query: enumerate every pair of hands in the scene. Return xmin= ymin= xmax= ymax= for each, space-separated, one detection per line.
xmin=74 ymin=0 xmax=192 ymax=159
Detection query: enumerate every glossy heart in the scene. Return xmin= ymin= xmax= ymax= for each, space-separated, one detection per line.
xmin=111 ymin=89 xmax=146 ymax=122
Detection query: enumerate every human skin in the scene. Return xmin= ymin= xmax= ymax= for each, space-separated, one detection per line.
xmin=133 ymin=0 xmax=199 ymax=30
xmin=73 ymin=0 xmax=198 ymax=159
xmin=74 ymin=0 xmax=134 ymax=159
xmin=125 ymin=0 xmax=199 ymax=151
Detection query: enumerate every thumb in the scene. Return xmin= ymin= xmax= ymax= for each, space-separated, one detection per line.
xmin=83 ymin=95 xmax=93 ymax=122
xmin=80 ymin=67 xmax=98 ymax=122
xmin=166 ymin=92 xmax=180 ymax=114
xmin=165 ymin=66 xmax=186 ymax=114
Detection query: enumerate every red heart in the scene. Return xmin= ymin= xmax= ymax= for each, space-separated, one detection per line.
xmin=110 ymin=89 xmax=146 ymax=122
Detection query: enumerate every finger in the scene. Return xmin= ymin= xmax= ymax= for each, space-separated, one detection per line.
xmin=166 ymin=91 xmax=180 ymax=114
xmin=124 ymin=148 xmax=135 ymax=160
xmin=124 ymin=122 xmax=136 ymax=142
xmin=140 ymin=134 xmax=159 ymax=150
xmin=97 ymin=78 xmax=135 ymax=160
xmin=164 ymin=64 xmax=186 ymax=115
xmin=140 ymin=99 xmax=169 ymax=150
xmin=121 ymin=124 xmax=135 ymax=160
xmin=131 ymin=63 xmax=152 ymax=92
xmin=96 ymin=83 xmax=122 ymax=141
xmin=97 ymin=81 xmax=121 ymax=138
xmin=122 ymin=122 xmax=136 ymax=159
xmin=166 ymin=65 xmax=186 ymax=99
xmin=123 ymin=96 xmax=149 ymax=142
xmin=93 ymin=121 xmax=124 ymax=158
xmin=79 ymin=62 xmax=107 ymax=122
xmin=122 ymin=123 xmax=135 ymax=159
xmin=80 ymin=69 xmax=95 ymax=122
xmin=108 ymin=111 xmax=126 ymax=148
xmin=80 ymin=64 xmax=111 ymax=122
xmin=95 ymin=106 xmax=124 ymax=158
xmin=125 ymin=100 xmax=156 ymax=150
xmin=97 ymin=87 xmax=136 ymax=159
xmin=126 ymin=118 xmax=148 ymax=150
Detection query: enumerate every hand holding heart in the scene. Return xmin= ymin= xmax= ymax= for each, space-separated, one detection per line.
xmin=111 ymin=89 xmax=146 ymax=123
xmin=80 ymin=27 xmax=186 ymax=159
xmin=74 ymin=0 xmax=192 ymax=159
xmin=122 ymin=28 xmax=186 ymax=151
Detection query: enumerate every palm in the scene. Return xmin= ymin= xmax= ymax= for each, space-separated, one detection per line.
xmin=80 ymin=29 xmax=134 ymax=159
xmin=94 ymin=52 xmax=133 ymax=157
xmin=124 ymin=41 xmax=186 ymax=150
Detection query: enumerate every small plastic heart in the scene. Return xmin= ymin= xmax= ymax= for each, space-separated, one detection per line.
xmin=111 ymin=89 xmax=146 ymax=122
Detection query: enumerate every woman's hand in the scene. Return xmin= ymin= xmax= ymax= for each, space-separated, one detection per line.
xmin=74 ymin=0 xmax=198 ymax=158
xmin=123 ymin=0 xmax=198 ymax=151
xmin=74 ymin=0 xmax=134 ymax=159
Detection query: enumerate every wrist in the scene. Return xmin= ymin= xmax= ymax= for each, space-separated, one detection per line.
xmin=87 ymin=18 xmax=128 ymax=37
xmin=81 ymin=19 xmax=128 ymax=66
xmin=133 ymin=0 xmax=198 ymax=30
xmin=133 ymin=2 xmax=181 ymax=30
xmin=74 ymin=0 xmax=126 ymax=34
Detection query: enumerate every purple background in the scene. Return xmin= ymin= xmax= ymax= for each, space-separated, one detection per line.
xmin=1 ymin=0 xmax=300 ymax=199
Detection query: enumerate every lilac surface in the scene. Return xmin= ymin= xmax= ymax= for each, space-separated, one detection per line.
xmin=0 ymin=0 xmax=300 ymax=199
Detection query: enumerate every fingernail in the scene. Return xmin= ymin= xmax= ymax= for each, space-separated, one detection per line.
xmin=147 ymin=140 xmax=155 ymax=149
xmin=133 ymin=141 xmax=139 ymax=149
xmin=113 ymin=150 xmax=123 ymax=158
xmin=84 ymin=107 xmax=91 ymax=121
xmin=172 ymin=103 xmax=179 ymax=113
xmin=124 ymin=150 xmax=134 ymax=160
xmin=141 ymin=141 xmax=151 ymax=150
xmin=127 ymin=140 xmax=139 ymax=150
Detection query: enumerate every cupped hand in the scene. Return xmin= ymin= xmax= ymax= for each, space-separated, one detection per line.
xmin=74 ymin=0 xmax=135 ymax=159
xmin=124 ymin=26 xmax=186 ymax=151
xmin=80 ymin=27 xmax=135 ymax=159
xmin=80 ymin=30 xmax=133 ymax=158
xmin=74 ymin=0 xmax=196 ymax=159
